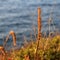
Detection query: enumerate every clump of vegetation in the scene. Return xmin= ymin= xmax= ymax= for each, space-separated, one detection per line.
xmin=4 ymin=35 xmax=60 ymax=60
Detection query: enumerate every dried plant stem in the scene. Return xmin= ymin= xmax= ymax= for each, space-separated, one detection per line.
xmin=4 ymin=30 xmax=16 ymax=47
xmin=0 ymin=46 xmax=6 ymax=60
xmin=32 ymin=24 xmax=37 ymax=40
xmin=23 ymin=35 xmax=28 ymax=47
xmin=0 ymin=46 xmax=6 ymax=55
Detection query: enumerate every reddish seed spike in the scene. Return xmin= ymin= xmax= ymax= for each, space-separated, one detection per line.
xmin=35 ymin=7 xmax=42 ymax=60
xmin=37 ymin=8 xmax=41 ymax=40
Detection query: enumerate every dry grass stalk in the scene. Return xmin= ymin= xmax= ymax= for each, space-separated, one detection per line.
xmin=9 ymin=31 xmax=16 ymax=46
xmin=4 ymin=30 xmax=16 ymax=46
xmin=35 ymin=7 xmax=42 ymax=60
xmin=32 ymin=24 xmax=37 ymax=40
xmin=0 ymin=46 xmax=6 ymax=60
xmin=23 ymin=35 xmax=28 ymax=47
xmin=0 ymin=46 xmax=6 ymax=55
xmin=44 ymin=38 xmax=50 ymax=50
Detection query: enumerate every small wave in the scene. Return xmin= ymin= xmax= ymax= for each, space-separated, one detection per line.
xmin=28 ymin=3 xmax=60 ymax=7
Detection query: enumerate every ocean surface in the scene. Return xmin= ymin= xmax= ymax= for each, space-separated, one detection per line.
xmin=0 ymin=0 xmax=60 ymax=49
